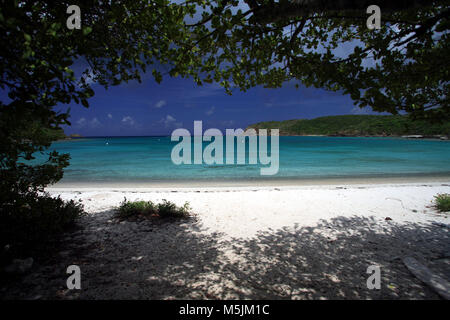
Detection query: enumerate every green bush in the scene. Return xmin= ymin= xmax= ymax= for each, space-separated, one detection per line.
xmin=434 ymin=193 xmax=450 ymax=212
xmin=116 ymin=198 xmax=191 ymax=220
xmin=0 ymin=192 xmax=85 ymax=266
xmin=157 ymin=199 xmax=191 ymax=219
xmin=116 ymin=199 xmax=156 ymax=219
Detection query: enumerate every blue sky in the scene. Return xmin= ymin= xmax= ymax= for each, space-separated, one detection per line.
xmin=60 ymin=74 xmax=380 ymax=137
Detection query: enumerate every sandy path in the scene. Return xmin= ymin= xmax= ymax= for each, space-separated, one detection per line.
xmin=2 ymin=182 xmax=450 ymax=299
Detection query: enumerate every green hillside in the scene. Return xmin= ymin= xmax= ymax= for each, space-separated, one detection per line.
xmin=42 ymin=128 xmax=83 ymax=141
xmin=247 ymin=115 xmax=450 ymax=137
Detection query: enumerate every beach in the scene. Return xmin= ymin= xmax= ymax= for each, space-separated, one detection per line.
xmin=3 ymin=180 xmax=449 ymax=299
xmin=2 ymin=0 xmax=450 ymax=307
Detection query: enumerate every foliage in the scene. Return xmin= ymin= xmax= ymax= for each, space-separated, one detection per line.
xmin=116 ymin=200 xmax=157 ymax=219
xmin=157 ymin=199 xmax=192 ymax=219
xmin=180 ymin=0 xmax=449 ymax=121
xmin=434 ymin=193 xmax=450 ymax=212
xmin=248 ymin=115 xmax=450 ymax=136
xmin=116 ymin=198 xmax=192 ymax=220
xmin=0 ymin=191 xmax=85 ymax=266
xmin=0 ymin=0 xmax=203 ymax=194
xmin=42 ymin=127 xmax=67 ymax=141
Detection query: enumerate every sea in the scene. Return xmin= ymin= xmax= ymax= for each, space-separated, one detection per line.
xmin=41 ymin=136 xmax=450 ymax=184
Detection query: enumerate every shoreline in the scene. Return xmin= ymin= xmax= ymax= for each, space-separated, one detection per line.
xmin=56 ymin=134 xmax=450 ymax=140
xmin=277 ymin=134 xmax=449 ymax=139
xmin=49 ymin=175 xmax=450 ymax=190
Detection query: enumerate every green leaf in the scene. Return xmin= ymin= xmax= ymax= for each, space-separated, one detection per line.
xmin=81 ymin=98 xmax=89 ymax=108
xmin=83 ymin=27 xmax=92 ymax=35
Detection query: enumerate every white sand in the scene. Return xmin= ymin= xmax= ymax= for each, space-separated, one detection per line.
xmin=4 ymin=181 xmax=450 ymax=299
xmin=49 ymin=182 xmax=450 ymax=239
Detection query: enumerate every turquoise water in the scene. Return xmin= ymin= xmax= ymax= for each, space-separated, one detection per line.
xmin=44 ymin=136 xmax=450 ymax=183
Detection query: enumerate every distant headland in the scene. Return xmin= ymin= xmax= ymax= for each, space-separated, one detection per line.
xmin=48 ymin=128 xmax=84 ymax=141
xmin=246 ymin=115 xmax=449 ymax=139
xmin=65 ymin=133 xmax=84 ymax=139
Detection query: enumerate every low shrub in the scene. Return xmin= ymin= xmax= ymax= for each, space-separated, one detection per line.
xmin=0 ymin=192 xmax=85 ymax=267
xmin=116 ymin=199 xmax=156 ymax=219
xmin=434 ymin=193 xmax=450 ymax=212
xmin=157 ymin=199 xmax=191 ymax=219
xmin=116 ymin=198 xmax=191 ymax=220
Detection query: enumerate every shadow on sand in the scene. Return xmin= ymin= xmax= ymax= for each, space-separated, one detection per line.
xmin=2 ymin=210 xmax=449 ymax=300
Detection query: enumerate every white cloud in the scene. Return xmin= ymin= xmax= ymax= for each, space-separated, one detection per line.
xmin=76 ymin=117 xmax=87 ymax=127
xmin=122 ymin=116 xmax=135 ymax=126
xmin=107 ymin=113 xmax=113 ymax=119
xmin=160 ymin=115 xmax=182 ymax=128
xmin=205 ymin=106 xmax=216 ymax=116
xmin=166 ymin=114 xmax=176 ymax=122
xmin=89 ymin=117 xmax=102 ymax=128
xmin=75 ymin=117 xmax=102 ymax=128
xmin=154 ymin=100 xmax=167 ymax=108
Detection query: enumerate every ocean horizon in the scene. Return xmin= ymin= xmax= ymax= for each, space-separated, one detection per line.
xmin=42 ymin=136 xmax=450 ymax=184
